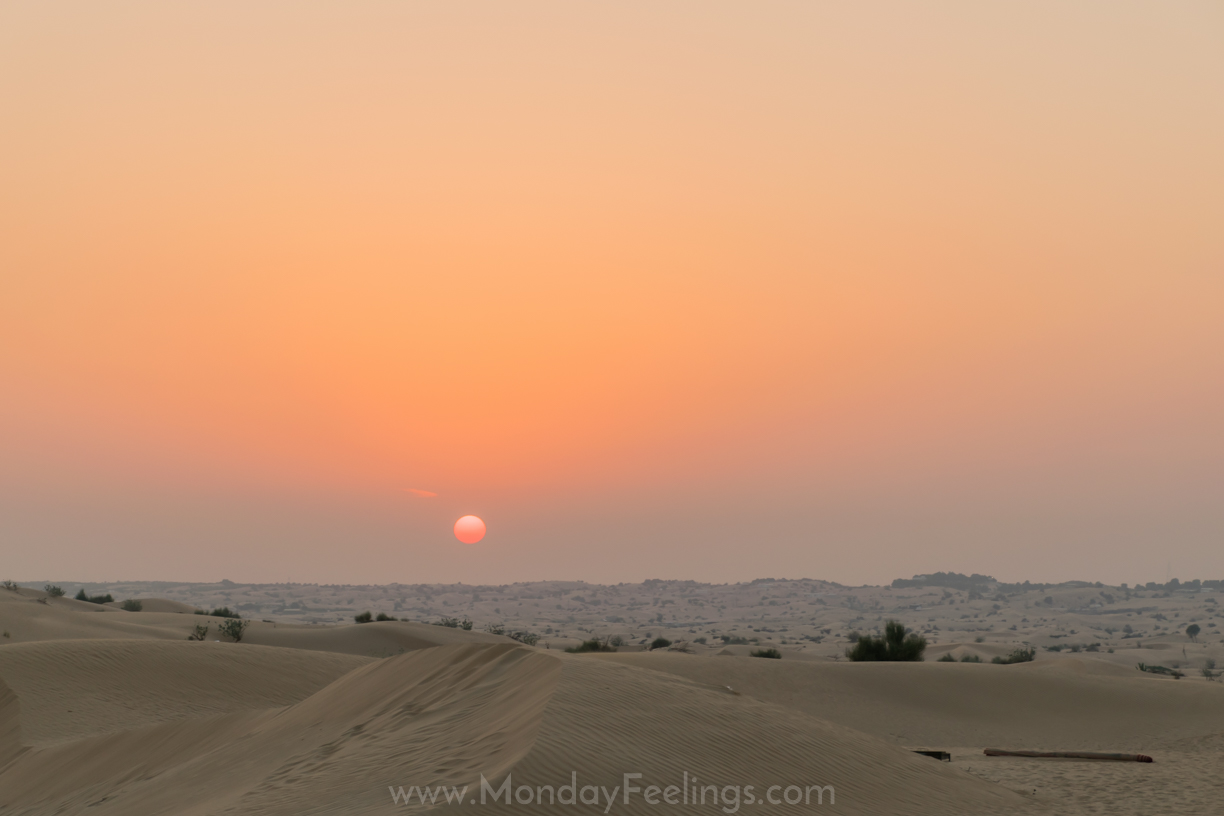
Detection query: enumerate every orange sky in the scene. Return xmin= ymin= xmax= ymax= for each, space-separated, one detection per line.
xmin=2 ymin=2 xmax=1222 ymax=585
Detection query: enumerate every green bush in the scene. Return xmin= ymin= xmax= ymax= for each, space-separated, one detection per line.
xmin=43 ymin=584 xmax=65 ymax=597
xmin=650 ymin=637 xmax=672 ymax=651
xmin=187 ymin=623 xmax=209 ymax=641
xmin=1186 ymin=624 xmax=1201 ymax=642
xmin=436 ymin=617 xmax=459 ymax=628
xmin=460 ymin=618 xmax=473 ymax=630
xmin=720 ymin=635 xmax=750 ymax=645
xmin=565 ymin=638 xmax=616 ymax=653
xmin=218 ymin=618 xmax=248 ymax=642
xmin=992 ymin=647 xmax=1036 ymax=664
xmin=485 ymin=623 xmax=506 ymax=635
xmin=200 ymin=607 xmax=240 ymax=618
xmin=937 ymin=653 xmax=956 ymax=662
xmin=1202 ymin=658 xmax=1218 ymax=681
xmin=693 ymin=636 xmax=707 ymax=644
xmin=750 ymin=648 xmax=782 ymax=659
xmin=74 ymin=589 xmax=114 ymax=604
xmin=121 ymin=599 xmax=143 ymax=612
xmin=961 ymin=654 xmax=983 ymax=663
xmin=375 ymin=612 xmax=396 ymax=621
xmin=354 ymin=611 xmax=373 ymax=623
xmin=846 ymin=621 xmax=926 ymax=662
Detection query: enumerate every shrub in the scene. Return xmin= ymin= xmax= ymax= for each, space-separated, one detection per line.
xmin=961 ymin=654 xmax=983 ymax=663
xmin=609 ymin=635 xmax=626 ymax=647
xmin=460 ymin=618 xmax=473 ymax=630
xmin=1186 ymin=624 xmax=1201 ymax=642
xmin=693 ymin=636 xmax=707 ymax=645
xmin=121 ymin=599 xmax=143 ymax=612
xmin=720 ymin=635 xmax=750 ymax=645
xmin=43 ymin=584 xmax=65 ymax=597
xmin=485 ymin=623 xmax=506 ymax=635
xmin=974 ymin=636 xmax=985 ymax=643
xmin=845 ymin=621 xmax=926 ymax=662
xmin=509 ymin=631 xmax=540 ymax=646
xmin=1202 ymin=658 xmax=1218 ymax=681
xmin=354 ymin=611 xmax=373 ymax=623
xmin=206 ymin=607 xmax=240 ymax=619
xmin=937 ymin=653 xmax=956 ymax=662
xmin=375 ymin=612 xmax=396 ymax=621
xmin=74 ymin=589 xmax=114 ymax=604
xmin=992 ymin=647 xmax=1036 ymax=664
xmin=218 ymin=618 xmax=248 ymax=642
xmin=2 ymin=581 xmax=17 ymax=591
xmin=187 ymin=623 xmax=209 ymax=641
xmin=750 ymin=648 xmax=782 ymax=659
xmin=565 ymin=638 xmax=616 ymax=653
xmin=436 ymin=617 xmax=459 ymax=628
xmin=650 ymin=637 xmax=672 ymax=651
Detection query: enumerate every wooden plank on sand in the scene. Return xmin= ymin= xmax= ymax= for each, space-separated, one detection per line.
xmin=984 ymin=749 xmax=1153 ymax=763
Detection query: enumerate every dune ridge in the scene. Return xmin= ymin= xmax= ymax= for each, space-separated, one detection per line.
xmin=0 ymin=642 xmax=1030 ymax=815
xmin=0 ymin=643 xmax=558 ymax=815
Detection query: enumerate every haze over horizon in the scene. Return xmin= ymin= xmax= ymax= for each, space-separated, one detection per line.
xmin=3 ymin=2 xmax=1222 ymax=588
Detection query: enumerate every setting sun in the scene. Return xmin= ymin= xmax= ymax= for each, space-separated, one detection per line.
xmin=454 ymin=515 xmax=486 ymax=544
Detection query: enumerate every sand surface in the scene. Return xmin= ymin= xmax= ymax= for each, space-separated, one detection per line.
xmin=598 ymin=652 xmax=1224 ymax=813
xmin=2 ymin=582 xmax=1221 ymax=814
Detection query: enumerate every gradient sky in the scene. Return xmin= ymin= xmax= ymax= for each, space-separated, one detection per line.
xmin=2 ymin=2 xmax=1222 ymax=586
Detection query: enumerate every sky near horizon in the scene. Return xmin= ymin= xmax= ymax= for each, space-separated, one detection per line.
xmin=2 ymin=2 xmax=1222 ymax=587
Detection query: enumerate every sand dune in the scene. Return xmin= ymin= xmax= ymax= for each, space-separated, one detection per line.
xmin=0 ymin=642 xmax=1029 ymax=815
xmin=0 ymin=644 xmax=557 ymax=815
xmin=0 ymin=586 xmax=506 ymax=657
xmin=502 ymin=654 xmax=1027 ymax=816
xmin=0 ymin=640 xmax=371 ymax=745
xmin=597 ymin=652 xmax=1224 ymax=814
xmin=596 ymin=652 xmax=1224 ymax=749
xmin=0 ymin=678 xmax=20 ymax=770
xmin=2 ymin=585 xmax=1221 ymax=814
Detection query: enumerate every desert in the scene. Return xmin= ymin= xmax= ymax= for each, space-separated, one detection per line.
xmin=2 ymin=574 xmax=1221 ymax=814
xmin=3 ymin=3 xmax=1222 ymax=814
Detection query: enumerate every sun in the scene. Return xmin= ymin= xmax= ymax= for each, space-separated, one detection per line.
xmin=453 ymin=515 xmax=486 ymax=544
